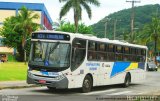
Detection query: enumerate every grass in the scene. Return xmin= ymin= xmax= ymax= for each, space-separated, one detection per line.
xmin=0 ymin=62 xmax=27 ymax=81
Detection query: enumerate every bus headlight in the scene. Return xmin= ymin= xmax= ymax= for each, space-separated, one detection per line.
xmin=28 ymin=71 xmax=33 ymax=77
xmin=55 ymin=74 xmax=65 ymax=80
xmin=27 ymin=66 xmax=30 ymax=70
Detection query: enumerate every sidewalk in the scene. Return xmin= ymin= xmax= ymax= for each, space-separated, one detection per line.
xmin=0 ymin=81 xmax=38 ymax=90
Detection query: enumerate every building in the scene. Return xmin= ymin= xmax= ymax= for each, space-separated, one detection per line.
xmin=0 ymin=2 xmax=53 ymax=61
xmin=0 ymin=2 xmax=53 ymax=30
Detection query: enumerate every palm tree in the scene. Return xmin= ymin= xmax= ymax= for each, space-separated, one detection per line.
xmin=123 ymin=32 xmax=142 ymax=44
xmin=53 ymin=18 xmax=67 ymax=30
xmin=140 ymin=16 xmax=160 ymax=61
xmin=15 ymin=6 xmax=39 ymax=63
xmin=59 ymin=0 xmax=100 ymax=32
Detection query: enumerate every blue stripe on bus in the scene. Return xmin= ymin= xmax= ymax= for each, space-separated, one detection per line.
xmin=110 ymin=62 xmax=131 ymax=77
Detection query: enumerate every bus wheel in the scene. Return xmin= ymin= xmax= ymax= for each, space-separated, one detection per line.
xmin=82 ymin=75 xmax=92 ymax=93
xmin=47 ymin=86 xmax=56 ymax=91
xmin=123 ymin=73 xmax=131 ymax=87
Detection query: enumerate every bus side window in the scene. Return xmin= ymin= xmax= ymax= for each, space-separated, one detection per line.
xmin=131 ymin=48 xmax=136 ymax=62
xmin=106 ymin=44 xmax=115 ymax=61
xmin=71 ymin=38 xmax=86 ymax=71
xmin=88 ymin=51 xmax=92 ymax=60
xmin=88 ymin=41 xmax=95 ymax=50
xmin=141 ymin=49 xmax=146 ymax=62
xmin=99 ymin=43 xmax=105 ymax=61
xmin=115 ymin=45 xmax=123 ymax=61
xmin=124 ymin=47 xmax=130 ymax=61
xmin=88 ymin=41 xmax=97 ymax=61
xmin=88 ymin=51 xmax=96 ymax=60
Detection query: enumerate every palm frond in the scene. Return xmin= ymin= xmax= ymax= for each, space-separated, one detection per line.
xmin=59 ymin=0 xmax=69 ymax=3
xmin=85 ymin=0 xmax=100 ymax=6
xmin=81 ymin=1 xmax=92 ymax=19
xmin=59 ymin=1 xmax=72 ymax=19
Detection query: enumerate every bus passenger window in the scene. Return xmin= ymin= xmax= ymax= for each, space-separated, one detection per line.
xmin=88 ymin=52 xmax=92 ymax=60
xmin=100 ymin=43 xmax=105 ymax=51
xmin=123 ymin=47 xmax=130 ymax=61
xmin=108 ymin=44 xmax=115 ymax=52
xmin=100 ymin=53 xmax=104 ymax=61
xmin=71 ymin=39 xmax=86 ymax=71
xmin=88 ymin=41 xmax=96 ymax=50
xmin=88 ymin=51 xmax=97 ymax=60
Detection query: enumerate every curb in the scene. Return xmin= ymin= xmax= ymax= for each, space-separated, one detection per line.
xmin=0 ymin=85 xmax=40 ymax=90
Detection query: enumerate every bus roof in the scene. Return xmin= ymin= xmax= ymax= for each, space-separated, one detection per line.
xmin=33 ymin=30 xmax=148 ymax=49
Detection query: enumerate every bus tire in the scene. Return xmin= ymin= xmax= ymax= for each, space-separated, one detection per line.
xmin=123 ymin=73 xmax=131 ymax=87
xmin=82 ymin=75 xmax=92 ymax=93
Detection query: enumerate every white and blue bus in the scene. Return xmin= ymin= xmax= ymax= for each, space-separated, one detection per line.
xmin=27 ymin=30 xmax=148 ymax=93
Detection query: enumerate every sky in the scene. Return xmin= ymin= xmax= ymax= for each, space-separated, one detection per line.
xmin=0 ymin=0 xmax=160 ymax=25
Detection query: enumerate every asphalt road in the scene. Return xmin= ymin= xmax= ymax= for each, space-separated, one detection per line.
xmin=0 ymin=71 xmax=160 ymax=101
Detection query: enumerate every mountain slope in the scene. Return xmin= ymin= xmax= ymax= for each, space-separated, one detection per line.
xmin=91 ymin=4 xmax=160 ymax=39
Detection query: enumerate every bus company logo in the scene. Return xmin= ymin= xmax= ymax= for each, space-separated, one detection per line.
xmin=102 ymin=63 xmax=110 ymax=68
xmin=89 ymin=68 xmax=97 ymax=71
xmin=86 ymin=63 xmax=100 ymax=67
xmin=86 ymin=63 xmax=100 ymax=71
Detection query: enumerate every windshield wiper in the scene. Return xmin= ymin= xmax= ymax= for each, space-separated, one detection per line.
xmin=38 ymin=40 xmax=43 ymax=54
xmin=49 ymin=42 xmax=60 ymax=54
xmin=46 ymin=42 xmax=60 ymax=62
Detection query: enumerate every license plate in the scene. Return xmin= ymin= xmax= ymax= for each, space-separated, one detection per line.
xmin=39 ymin=80 xmax=46 ymax=84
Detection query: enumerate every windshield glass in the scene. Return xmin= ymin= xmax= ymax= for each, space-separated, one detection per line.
xmin=29 ymin=41 xmax=71 ymax=68
xmin=148 ymin=62 xmax=157 ymax=68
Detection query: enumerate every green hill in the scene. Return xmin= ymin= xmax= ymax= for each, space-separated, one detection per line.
xmin=91 ymin=4 xmax=160 ymax=39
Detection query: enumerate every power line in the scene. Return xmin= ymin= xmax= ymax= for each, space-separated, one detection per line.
xmin=126 ymin=0 xmax=141 ymax=43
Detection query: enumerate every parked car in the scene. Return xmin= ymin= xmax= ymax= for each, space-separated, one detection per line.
xmin=147 ymin=62 xmax=158 ymax=71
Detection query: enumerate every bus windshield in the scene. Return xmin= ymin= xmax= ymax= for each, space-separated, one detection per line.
xmin=29 ymin=41 xmax=71 ymax=69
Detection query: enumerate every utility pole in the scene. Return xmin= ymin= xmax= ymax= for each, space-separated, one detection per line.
xmin=113 ymin=19 xmax=121 ymax=40
xmin=104 ymin=22 xmax=107 ymax=38
xmin=104 ymin=18 xmax=110 ymax=38
xmin=113 ymin=19 xmax=117 ymax=40
xmin=126 ymin=0 xmax=140 ymax=43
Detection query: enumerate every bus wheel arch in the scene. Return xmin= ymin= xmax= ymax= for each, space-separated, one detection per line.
xmin=81 ymin=74 xmax=93 ymax=93
xmin=123 ymin=72 xmax=131 ymax=87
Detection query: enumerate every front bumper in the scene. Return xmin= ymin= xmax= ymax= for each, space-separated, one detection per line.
xmin=148 ymin=68 xmax=157 ymax=71
xmin=27 ymin=72 xmax=68 ymax=89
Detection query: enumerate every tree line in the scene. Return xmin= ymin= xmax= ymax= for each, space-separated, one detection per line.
xmin=0 ymin=1 xmax=159 ymax=62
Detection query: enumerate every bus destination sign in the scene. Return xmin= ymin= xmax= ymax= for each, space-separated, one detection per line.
xmin=32 ymin=33 xmax=70 ymax=41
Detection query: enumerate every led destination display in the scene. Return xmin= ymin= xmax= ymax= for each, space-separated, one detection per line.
xmin=32 ymin=33 xmax=70 ymax=41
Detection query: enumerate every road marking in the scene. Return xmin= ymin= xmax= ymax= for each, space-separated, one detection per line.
xmin=83 ymin=89 xmax=117 ymax=95
xmin=107 ymin=91 xmax=132 ymax=95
